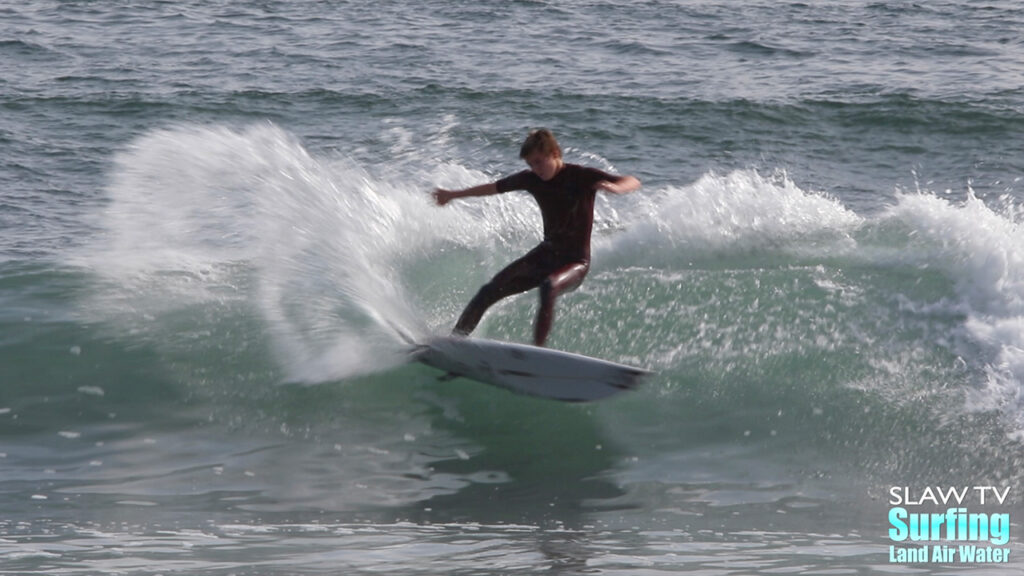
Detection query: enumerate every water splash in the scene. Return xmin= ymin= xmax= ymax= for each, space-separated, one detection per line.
xmin=85 ymin=123 xmax=436 ymax=382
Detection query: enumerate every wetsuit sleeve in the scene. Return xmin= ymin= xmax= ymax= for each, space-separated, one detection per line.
xmin=581 ymin=166 xmax=623 ymax=189
xmin=495 ymin=170 xmax=533 ymax=193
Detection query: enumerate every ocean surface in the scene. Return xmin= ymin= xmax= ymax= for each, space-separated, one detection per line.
xmin=3 ymin=1 xmax=1024 ymax=574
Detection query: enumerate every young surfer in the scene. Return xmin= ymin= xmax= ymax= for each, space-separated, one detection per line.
xmin=432 ymin=129 xmax=641 ymax=347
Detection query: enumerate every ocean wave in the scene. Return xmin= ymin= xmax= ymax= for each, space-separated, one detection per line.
xmin=49 ymin=123 xmax=1024 ymax=483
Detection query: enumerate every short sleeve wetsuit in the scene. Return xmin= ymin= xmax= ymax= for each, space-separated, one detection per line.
xmin=453 ymin=163 xmax=624 ymax=346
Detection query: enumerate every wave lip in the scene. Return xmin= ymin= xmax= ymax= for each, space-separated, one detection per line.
xmin=600 ymin=169 xmax=862 ymax=264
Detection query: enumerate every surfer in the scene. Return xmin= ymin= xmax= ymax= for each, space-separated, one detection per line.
xmin=432 ymin=129 xmax=641 ymax=346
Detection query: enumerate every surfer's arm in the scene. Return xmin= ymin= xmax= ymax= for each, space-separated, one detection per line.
xmin=432 ymin=183 xmax=500 ymax=206
xmin=596 ymin=175 xmax=641 ymax=195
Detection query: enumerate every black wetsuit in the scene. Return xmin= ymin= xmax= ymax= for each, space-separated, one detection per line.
xmin=453 ymin=163 xmax=622 ymax=346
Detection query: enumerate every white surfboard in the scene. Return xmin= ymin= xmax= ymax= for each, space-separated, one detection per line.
xmin=411 ymin=336 xmax=651 ymax=402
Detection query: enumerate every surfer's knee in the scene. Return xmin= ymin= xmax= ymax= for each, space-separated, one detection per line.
xmin=542 ymin=264 xmax=588 ymax=301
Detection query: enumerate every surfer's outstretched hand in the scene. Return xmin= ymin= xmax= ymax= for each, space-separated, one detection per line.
xmin=432 ymin=188 xmax=454 ymax=206
xmin=431 ymin=183 xmax=499 ymax=207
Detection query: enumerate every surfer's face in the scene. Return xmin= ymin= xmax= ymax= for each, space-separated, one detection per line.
xmin=524 ymin=151 xmax=563 ymax=182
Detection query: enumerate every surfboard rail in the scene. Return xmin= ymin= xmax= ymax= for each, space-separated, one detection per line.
xmin=411 ymin=335 xmax=651 ymax=402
